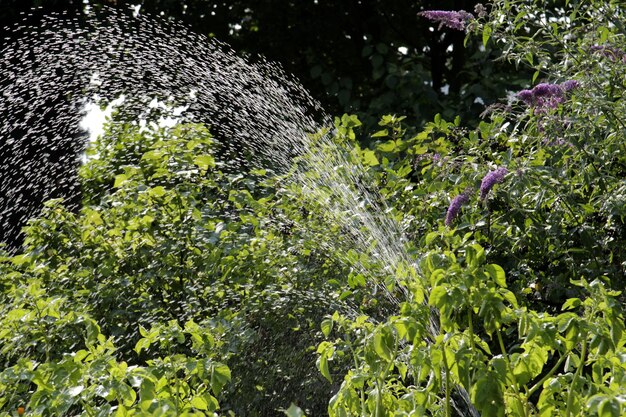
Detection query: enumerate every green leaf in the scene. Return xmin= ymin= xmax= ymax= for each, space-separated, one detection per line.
xmin=472 ymin=374 xmax=505 ymax=417
xmin=209 ymin=363 xmax=231 ymax=396
xmin=194 ymin=154 xmax=215 ymax=170
xmin=532 ymin=70 xmax=540 ymax=83
xmin=485 ymin=264 xmax=506 ymax=287
xmin=428 ymin=286 xmax=448 ymax=309
xmin=466 ymin=244 xmax=486 ymax=268
xmin=373 ymin=328 xmax=394 ymax=362
xmin=114 ymin=405 xmax=128 ymax=417
xmin=425 ymin=231 xmax=439 ymax=246
xmin=86 ymin=210 xmax=103 ymax=226
xmin=317 ymin=353 xmax=332 ymax=383
xmin=113 ymin=174 xmax=128 ymax=188
xmin=599 ymin=398 xmax=621 ymax=417
xmin=283 ymin=403 xmax=306 ymax=417
xmin=482 ymin=25 xmax=492 ymax=47
xmin=362 ymin=149 xmax=379 ymax=166
xmin=134 ymin=337 xmax=150 ymax=354
xmin=148 ymin=186 xmax=167 ymax=198
xmin=316 ymin=341 xmax=334 ymax=383
xmin=119 ymin=383 xmax=137 ymax=407
xmin=10 ymin=254 xmax=31 ymax=266
xmin=562 ymin=298 xmax=582 ymax=311
xmin=513 ymin=346 xmax=549 ymax=385
xmin=372 ymin=130 xmax=389 ymax=138
xmin=190 ymin=396 xmax=209 ymax=411
xmin=321 ymin=318 xmax=333 ymax=338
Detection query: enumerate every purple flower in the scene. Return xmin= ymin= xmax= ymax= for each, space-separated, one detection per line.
xmin=418 ymin=10 xmax=474 ymax=31
xmin=591 ymin=45 xmax=626 ymax=62
xmin=445 ymin=190 xmax=472 ymax=226
xmin=474 ymin=3 xmax=487 ymax=18
xmin=561 ymin=80 xmax=579 ymax=91
xmin=542 ymin=137 xmax=572 ymax=147
xmin=516 ymin=80 xmax=579 ymax=112
xmin=479 ymin=167 xmax=508 ymax=200
xmin=516 ymin=89 xmax=534 ymax=105
xmin=532 ymin=83 xmax=561 ymax=97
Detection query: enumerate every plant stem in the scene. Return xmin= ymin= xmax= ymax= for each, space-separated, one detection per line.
xmin=376 ymin=377 xmax=383 ymax=417
xmin=467 ymin=311 xmax=475 ymax=351
xmin=565 ymin=337 xmax=587 ymax=417
xmin=527 ymin=350 xmax=568 ymax=398
xmin=441 ymin=343 xmax=451 ymax=417
xmin=348 ymin=344 xmax=367 ymax=417
xmin=466 ymin=309 xmax=476 ymax=388
xmin=497 ymin=328 xmax=530 ymax=417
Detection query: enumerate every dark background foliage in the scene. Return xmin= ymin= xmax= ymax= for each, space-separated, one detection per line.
xmin=0 ymin=0 xmax=528 ymax=250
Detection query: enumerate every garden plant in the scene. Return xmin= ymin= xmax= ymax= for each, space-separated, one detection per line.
xmin=1 ymin=0 xmax=626 ymax=416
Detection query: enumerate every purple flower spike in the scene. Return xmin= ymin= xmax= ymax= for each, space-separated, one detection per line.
xmin=480 ymin=167 xmax=508 ymax=200
xmin=418 ymin=10 xmax=474 ymax=31
xmin=445 ymin=190 xmax=472 ymax=226
xmin=561 ymin=80 xmax=579 ymax=91
xmin=516 ymin=89 xmax=534 ymax=105
xmin=532 ymin=83 xmax=560 ymax=97
xmin=591 ymin=44 xmax=626 ymax=62
xmin=516 ymin=80 xmax=579 ymax=112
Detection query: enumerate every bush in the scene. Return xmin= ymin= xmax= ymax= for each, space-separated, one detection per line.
xmin=2 ymin=1 xmax=626 ymax=416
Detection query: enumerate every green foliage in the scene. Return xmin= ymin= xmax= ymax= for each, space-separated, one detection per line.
xmin=1 ymin=0 xmax=524 ymax=136
xmin=0 ymin=121 xmax=353 ymax=416
xmin=0 ymin=276 xmax=228 ymax=416
xmin=316 ymin=1 xmax=626 ymax=415
xmin=3 ymin=1 xmax=626 ymax=416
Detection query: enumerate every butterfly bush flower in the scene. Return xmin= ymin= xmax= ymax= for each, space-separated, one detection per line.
xmin=418 ymin=10 xmax=474 ymax=31
xmin=516 ymin=89 xmax=534 ymax=105
xmin=480 ymin=167 xmax=508 ymax=200
xmin=474 ymin=3 xmax=487 ymax=18
xmin=542 ymin=137 xmax=572 ymax=147
xmin=445 ymin=190 xmax=472 ymax=226
xmin=590 ymin=45 xmax=626 ymax=62
xmin=562 ymin=80 xmax=579 ymax=92
xmin=516 ymin=80 xmax=579 ymax=112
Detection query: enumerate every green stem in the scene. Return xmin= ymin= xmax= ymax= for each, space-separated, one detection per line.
xmin=527 ymin=350 xmax=569 ymax=398
xmin=81 ymin=399 xmax=95 ymax=417
xmin=32 ymin=302 xmax=51 ymax=363
xmin=467 ymin=310 xmax=475 ymax=351
xmin=441 ymin=343 xmax=451 ymax=417
xmin=375 ymin=377 xmax=383 ymax=417
xmin=168 ymin=345 xmax=180 ymax=415
xmin=466 ymin=309 xmax=476 ymax=388
xmin=375 ymin=335 xmax=399 ymax=417
xmin=497 ymin=328 xmax=530 ymax=417
xmin=348 ymin=344 xmax=367 ymax=417
xmin=565 ymin=338 xmax=587 ymax=417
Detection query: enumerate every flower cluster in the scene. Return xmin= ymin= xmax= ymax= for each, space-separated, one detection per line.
xmin=516 ymin=80 xmax=579 ymax=112
xmin=414 ymin=152 xmax=442 ymax=167
xmin=418 ymin=10 xmax=474 ymax=31
xmin=590 ymin=45 xmax=626 ymax=62
xmin=474 ymin=3 xmax=488 ymax=18
xmin=542 ymin=137 xmax=572 ymax=148
xmin=445 ymin=189 xmax=472 ymax=226
xmin=479 ymin=167 xmax=508 ymax=200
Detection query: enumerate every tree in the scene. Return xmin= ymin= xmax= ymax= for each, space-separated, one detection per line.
xmin=0 ymin=0 xmax=526 ymax=251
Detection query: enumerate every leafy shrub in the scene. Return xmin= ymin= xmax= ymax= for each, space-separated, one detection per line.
xmin=1 ymin=121 xmax=355 ymax=415
xmin=3 ymin=1 xmax=626 ymax=416
xmin=317 ymin=1 xmax=626 ymax=415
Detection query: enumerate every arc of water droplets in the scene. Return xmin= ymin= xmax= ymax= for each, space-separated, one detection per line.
xmin=0 ymin=6 xmax=416 ymax=307
xmin=0 ymin=7 xmax=480 ymax=416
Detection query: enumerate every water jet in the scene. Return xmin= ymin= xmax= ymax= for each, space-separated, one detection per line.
xmin=0 ymin=6 xmax=478 ymax=416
